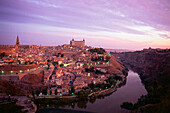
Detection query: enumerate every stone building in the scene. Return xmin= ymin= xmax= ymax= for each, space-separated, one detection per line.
xmin=70 ymin=39 xmax=85 ymax=47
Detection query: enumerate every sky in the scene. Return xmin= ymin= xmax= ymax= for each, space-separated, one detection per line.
xmin=0 ymin=0 xmax=170 ymax=50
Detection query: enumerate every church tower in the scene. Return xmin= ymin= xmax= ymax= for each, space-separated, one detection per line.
xmin=16 ymin=35 xmax=20 ymax=46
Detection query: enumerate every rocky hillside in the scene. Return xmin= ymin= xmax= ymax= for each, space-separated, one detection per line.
xmin=111 ymin=49 xmax=170 ymax=112
xmin=112 ymin=49 xmax=170 ymax=85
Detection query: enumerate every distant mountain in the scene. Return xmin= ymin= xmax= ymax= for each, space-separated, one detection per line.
xmin=105 ymin=49 xmax=134 ymax=53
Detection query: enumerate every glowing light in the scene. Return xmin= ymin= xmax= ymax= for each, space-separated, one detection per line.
xmin=106 ymin=87 xmax=108 ymax=89
xmin=72 ymin=93 xmax=74 ymax=95
xmin=20 ymin=70 xmax=23 ymax=73
xmin=1 ymin=71 xmax=4 ymax=73
xmin=27 ymin=69 xmax=29 ymax=71
xmin=10 ymin=71 xmax=13 ymax=73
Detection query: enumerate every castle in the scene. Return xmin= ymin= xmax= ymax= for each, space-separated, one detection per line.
xmin=70 ymin=39 xmax=85 ymax=47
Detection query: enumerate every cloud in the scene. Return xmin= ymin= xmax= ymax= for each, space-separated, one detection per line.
xmin=0 ymin=0 xmax=170 ymax=49
xmin=159 ymin=34 xmax=170 ymax=39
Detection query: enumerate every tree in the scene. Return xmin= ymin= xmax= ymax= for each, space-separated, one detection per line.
xmin=55 ymin=89 xmax=57 ymax=95
xmin=69 ymin=86 xmax=75 ymax=95
xmin=60 ymin=64 xmax=64 ymax=67
xmin=89 ymin=82 xmax=95 ymax=90
xmin=36 ymin=90 xmax=40 ymax=96
xmin=120 ymin=102 xmax=134 ymax=110
xmin=50 ymin=90 xmax=52 ymax=95
xmin=0 ymin=52 xmax=5 ymax=58
xmin=61 ymin=54 xmax=64 ymax=57
xmin=114 ymin=76 xmax=122 ymax=81
xmin=47 ymin=59 xmax=51 ymax=62
xmin=32 ymin=91 xmax=35 ymax=99
xmin=77 ymin=91 xmax=88 ymax=101
xmin=42 ymin=89 xmax=47 ymax=95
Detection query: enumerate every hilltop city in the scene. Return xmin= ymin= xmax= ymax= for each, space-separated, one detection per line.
xmin=0 ymin=36 xmax=128 ymax=112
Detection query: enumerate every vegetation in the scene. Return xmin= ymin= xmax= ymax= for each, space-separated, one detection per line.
xmin=69 ymin=86 xmax=75 ymax=95
xmin=77 ymin=91 xmax=88 ymax=101
xmin=120 ymin=102 xmax=134 ymax=110
xmin=0 ymin=103 xmax=24 ymax=113
xmin=89 ymin=82 xmax=95 ymax=90
xmin=89 ymin=48 xmax=106 ymax=54
xmin=52 ymin=61 xmax=58 ymax=66
xmin=36 ymin=90 xmax=40 ymax=96
xmin=42 ymin=88 xmax=47 ymax=95
xmin=55 ymin=89 xmax=57 ymax=95
xmin=120 ymin=51 xmax=170 ymax=112
xmin=0 ymin=52 xmax=6 ymax=58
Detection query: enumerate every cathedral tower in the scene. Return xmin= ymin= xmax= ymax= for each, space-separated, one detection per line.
xmin=16 ymin=35 xmax=20 ymax=46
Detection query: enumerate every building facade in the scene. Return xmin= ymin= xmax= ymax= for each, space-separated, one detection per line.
xmin=70 ymin=39 xmax=85 ymax=47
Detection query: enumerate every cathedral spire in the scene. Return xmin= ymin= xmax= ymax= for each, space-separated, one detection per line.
xmin=16 ymin=35 xmax=20 ymax=45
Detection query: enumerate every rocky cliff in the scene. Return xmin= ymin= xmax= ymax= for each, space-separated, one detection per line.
xmin=111 ymin=49 xmax=170 ymax=86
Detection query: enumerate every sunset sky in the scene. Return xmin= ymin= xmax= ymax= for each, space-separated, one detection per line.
xmin=0 ymin=0 xmax=170 ymax=50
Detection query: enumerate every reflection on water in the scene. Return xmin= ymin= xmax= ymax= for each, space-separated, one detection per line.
xmin=62 ymin=70 xmax=147 ymax=113
xmin=37 ymin=70 xmax=147 ymax=113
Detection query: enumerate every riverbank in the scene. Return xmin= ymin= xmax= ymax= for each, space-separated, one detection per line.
xmin=89 ymin=75 xmax=126 ymax=97
xmin=0 ymin=96 xmax=37 ymax=113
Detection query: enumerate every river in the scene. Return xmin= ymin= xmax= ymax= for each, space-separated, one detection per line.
xmin=37 ymin=70 xmax=147 ymax=113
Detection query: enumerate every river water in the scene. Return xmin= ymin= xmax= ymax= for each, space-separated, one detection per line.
xmin=37 ymin=70 xmax=147 ymax=113
xmin=62 ymin=70 xmax=147 ymax=113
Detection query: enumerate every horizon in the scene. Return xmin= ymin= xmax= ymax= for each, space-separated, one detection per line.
xmin=0 ymin=0 xmax=170 ymax=50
